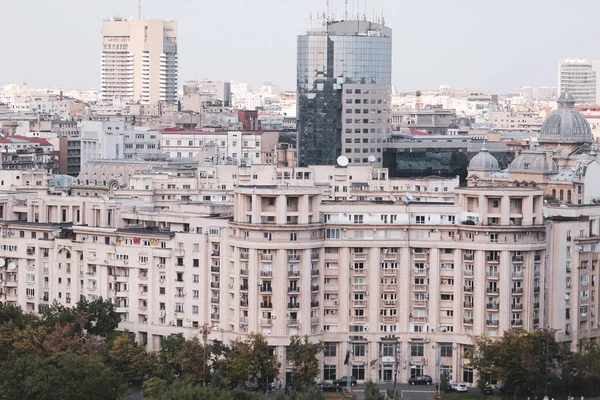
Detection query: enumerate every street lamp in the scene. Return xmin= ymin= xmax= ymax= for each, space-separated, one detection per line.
xmin=200 ymin=323 xmax=209 ymax=387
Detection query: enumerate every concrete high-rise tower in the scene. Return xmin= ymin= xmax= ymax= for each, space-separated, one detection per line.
xmin=101 ymin=18 xmax=178 ymax=104
xmin=296 ymin=20 xmax=392 ymax=167
xmin=557 ymin=59 xmax=597 ymax=105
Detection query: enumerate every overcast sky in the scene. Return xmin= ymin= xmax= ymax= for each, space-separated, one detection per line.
xmin=2 ymin=0 xmax=599 ymax=93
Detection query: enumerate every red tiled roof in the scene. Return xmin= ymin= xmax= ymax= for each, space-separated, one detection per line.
xmin=12 ymin=136 xmax=53 ymax=147
xmin=409 ymin=129 xmax=431 ymax=136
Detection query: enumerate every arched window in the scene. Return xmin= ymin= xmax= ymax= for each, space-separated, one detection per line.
xmin=567 ymin=190 xmax=572 ymax=203
xmin=552 ymin=189 xmax=556 ymax=199
xmin=560 ymin=190 xmax=564 ymax=201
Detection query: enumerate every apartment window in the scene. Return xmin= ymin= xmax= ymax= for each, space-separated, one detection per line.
xmin=410 ymin=343 xmax=424 ymax=356
xmin=324 ymin=342 xmax=337 ymax=357
xmin=324 ymin=365 xmax=336 ymax=380
xmin=352 ymin=343 xmax=366 ymax=357
xmin=192 ymin=305 xmax=199 ymax=314
xmin=290 ymin=232 xmax=297 ymax=241
xmin=326 ymin=228 xmax=341 ymax=239
xmin=352 ymin=365 xmax=365 ymax=380
xmin=440 ymin=343 xmax=453 ymax=357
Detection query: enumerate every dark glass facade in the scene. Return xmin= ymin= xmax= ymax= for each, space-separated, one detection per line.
xmin=297 ymin=21 xmax=392 ymax=166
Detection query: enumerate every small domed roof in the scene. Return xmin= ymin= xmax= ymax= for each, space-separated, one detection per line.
xmin=539 ymin=92 xmax=592 ymax=144
xmin=448 ymin=122 xmax=459 ymax=129
xmin=468 ymin=146 xmax=499 ymax=171
xmin=456 ymin=117 xmax=471 ymax=128
xmin=509 ymin=151 xmax=558 ymax=174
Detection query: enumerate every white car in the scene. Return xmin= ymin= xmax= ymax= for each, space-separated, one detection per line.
xmin=454 ymin=383 xmax=468 ymax=392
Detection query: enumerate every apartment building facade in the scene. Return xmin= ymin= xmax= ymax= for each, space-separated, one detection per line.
xmin=101 ymin=18 xmax=178 ymax=104
xmin=6 ymin=160 xmax=598 ymax=386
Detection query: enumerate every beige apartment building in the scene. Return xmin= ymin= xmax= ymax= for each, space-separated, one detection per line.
xmin=4 ymin=159 xmax=597 ymax=386
xmin=101 ymin=18 xmax=178 ymax=104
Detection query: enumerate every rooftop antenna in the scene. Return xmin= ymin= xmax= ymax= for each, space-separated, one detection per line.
xmin=326 ymin=0 xmax=330 ymax=22
xmin=138 ymin=0 xmax=141 ymax=18
xmin=381 ymin=2 xmax=385 ymax=25
xmin=344 ymin=0 xmax=348 ymax=20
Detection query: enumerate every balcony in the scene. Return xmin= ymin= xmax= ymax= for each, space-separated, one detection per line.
xmin=240 ymin=285 xmax=249 ymax=291
xmin=512 ymin=255 xmax=524 ymax=263
xmin=352 ymin=316 xmax=366 ymax=323
xmin=261 ymin=302 xmax=273 ymax=308
xmin=260 ymin=318 xmax=272 ymax=325
xmin=287 ymin=287 xmax=300 ymax=294
xmin=382 ymin=300 xmax=396 ymax=307
xmin=464 ymin=270 xmax=474 ymax=277
xmin=382 ymin=284 xmax=396 ymax=292
xmin=464 ymin=254 xmax=474 ymax=261
xmin=512 ymin=271 xmax=523 ymax=279
xmin=486 ymin=272 xmax=499 ymax=279
xmin=240 ymin=300 xmax=249 ymax=307
xmin=311 ymin=301 xmax=319 ymax=307
xmin=353 ymin=269 xmax=367 ymax=276
xmin=534 ymin=287 xmax=540 ymax=293
xmin=511 ymin=304 xmax=523 ymax=310
xmin=411 ymin=316 xmax=428 ymax=323
xmin=512 ymin=288 xmax=524 ymax=295
xmin=210 ymin=297 xmax=220 ymax=304
xmin=311 ymin=253 xmax=319 ymax=260
xmin=211 ymin=266 xmax=220 ymax=273
xmin=382 ymin=316 xmax=397 ymax=323
xmin=486 ymin=303 xmax=499 ymax=310
xmin=382 ymin=251 xmax=398 ymax=261
xmin=211 ymin=313 xmax=220 ymax=320
xmin=511 ymin=320 xmax=523 ymax=327
xmin=239 ymin=317 xmax=248 ymax=324
xmin=287 ymin=303 xmax=300 ymax=310
xmin=413 ymin=300 xmax=428 ymax=308
xmin=311 ymin=285 xmax=319 ymax=292
xmin=260 ymin=271 xmax=273 ymax=277
xmin=211 ymin=250 xmax=220 ymax=257
xmin=288 ymin=255 xmax=300 ymax=262
xmin=382 ymin=269 xmax=397 ymax=276
xmin=414 ymin=269 xmax=427 ymax=276
xmin=353 ymin=300 xmax=367 ymax=307
xmin=311 ymin=317 xmax=319 ymax=325
xmin=464 ymin=286 xmax=474 ymax=293
xmin=240 ymin=253 xmax=249 ymax=260
xmin=353 ymin=284 xmax=367 ymax=292
xmin=486 ymin=288 xmax=499 ymax=295
xmin=210 ymin=282 xmax=220 ymax=289
xmin=534 ymin=254 xmax=542 ymax=262
xmin=311 ymin=269 xmax=319 ymax=276
xmin=486 ymin=319 xmax=499 ymax=326
xmin=534 ymin=302 xmax=540 ymax=309
xmin=261 ymin=286 xmax=273 ymax=294
xmin=534 ymin=318 xmax=540 ymax=325
xmin=413 ymin=285 xmax=427 ymax=292
xmin=463 ymin=318 xmax=474 ymax=324
xmin=487 ymin=257 xmax=500 ymax=263
xmin=353 ymin=253 xmax=367 ymax=261
xmin=288 ymin=270 xmax=300 ymax=277
xmin=287 ymin=318 xmax=299 ymax=325
xmin=240 ymin=269 xmax=249 ymax=276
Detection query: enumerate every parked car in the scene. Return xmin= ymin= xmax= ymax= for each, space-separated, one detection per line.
xmin=453 ymin=383 xmax=468 ymax=392
xmin=483 ymin=386 xmax=494 ymax=395
xmin=319 ymin=382 xmax=341 ymax=392
xmin=333 ymin=376 xmax=357 ymax=387
xmin=408 ymin=375 xmax=433 ymax=385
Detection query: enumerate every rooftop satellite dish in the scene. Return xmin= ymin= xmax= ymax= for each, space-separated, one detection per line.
xmin=405 ymin=192 xmax=414 ymax=201
xmin=336 ymin=155 xmax=349 ymax=167
xmin=368 ymin=155 xmax=376 ymax=163
xmin=564 ymin=294 xmax=569 ymax=301
xmin=414 ymin=267 xmax=419 ymax=274
xmin=0 ymin=259 xmax=5 ymax=267
xmin=390 ymin=196 xmax=397 ymax=203
xmin=7 ymin=262 xmax=16 ymax=271
xmin=51 ymin=230 xmax=61 ymax=238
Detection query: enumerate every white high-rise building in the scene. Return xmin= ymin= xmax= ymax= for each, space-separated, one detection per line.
xmin=557 ymin=59 xmax=597 ymax=105
xmin=101 ymin=18 xmax=178 ymax=104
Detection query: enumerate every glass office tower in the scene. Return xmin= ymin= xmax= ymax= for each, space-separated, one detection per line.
xmin=297 ymin=20 xmax=392 ymax=166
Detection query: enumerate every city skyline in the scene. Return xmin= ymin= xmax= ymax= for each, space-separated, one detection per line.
xmin=2 ymin=0 xmax=599 ymax=93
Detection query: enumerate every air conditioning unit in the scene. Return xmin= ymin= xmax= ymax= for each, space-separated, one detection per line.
xmin=364 ymin=326 xmax=369 ymax=331
xmin=124 ymin=260 xmax=128 ymax=265
xmin=272 ymin=314 xmax=276 ymax=319
xmin=334 ymin=300 xmax=339 ymax=305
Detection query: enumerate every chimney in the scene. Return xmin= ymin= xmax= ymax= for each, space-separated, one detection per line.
xmin=60 ymin=91 xmax=63 ymax=101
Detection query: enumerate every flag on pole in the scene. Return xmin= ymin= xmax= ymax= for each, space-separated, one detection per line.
xmin=344 ymin=349 xmax=350 ymax=365
xmin=370 ymin=359 xmax=377 ymax=367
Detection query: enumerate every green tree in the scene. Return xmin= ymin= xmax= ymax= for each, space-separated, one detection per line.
xmin=222 ymin=333 xmax=280 ymax=391
xmin=0 ymin=351 xmax=127 ymax=400
xmin=439 ymin=371 xmax=450 ymax=393
xmin=273 ymin=386 xmax=325 ymax=400
xmin=75 ymin=296 xmax=120 ymax=337
xmin=175 ymin=336 xmax=211 ymax=385
xmin=287 ymin=335 xmax=323 ymax=389
xmin=106 ymin=332 xmax=152 ymax=381
xmin=142 ymin=377 xmax=170 ymax=399
xmin=0 ymin=303 xmax=37 ymax=328
xmin=364 ymin=380 xmax=385 ymax=400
